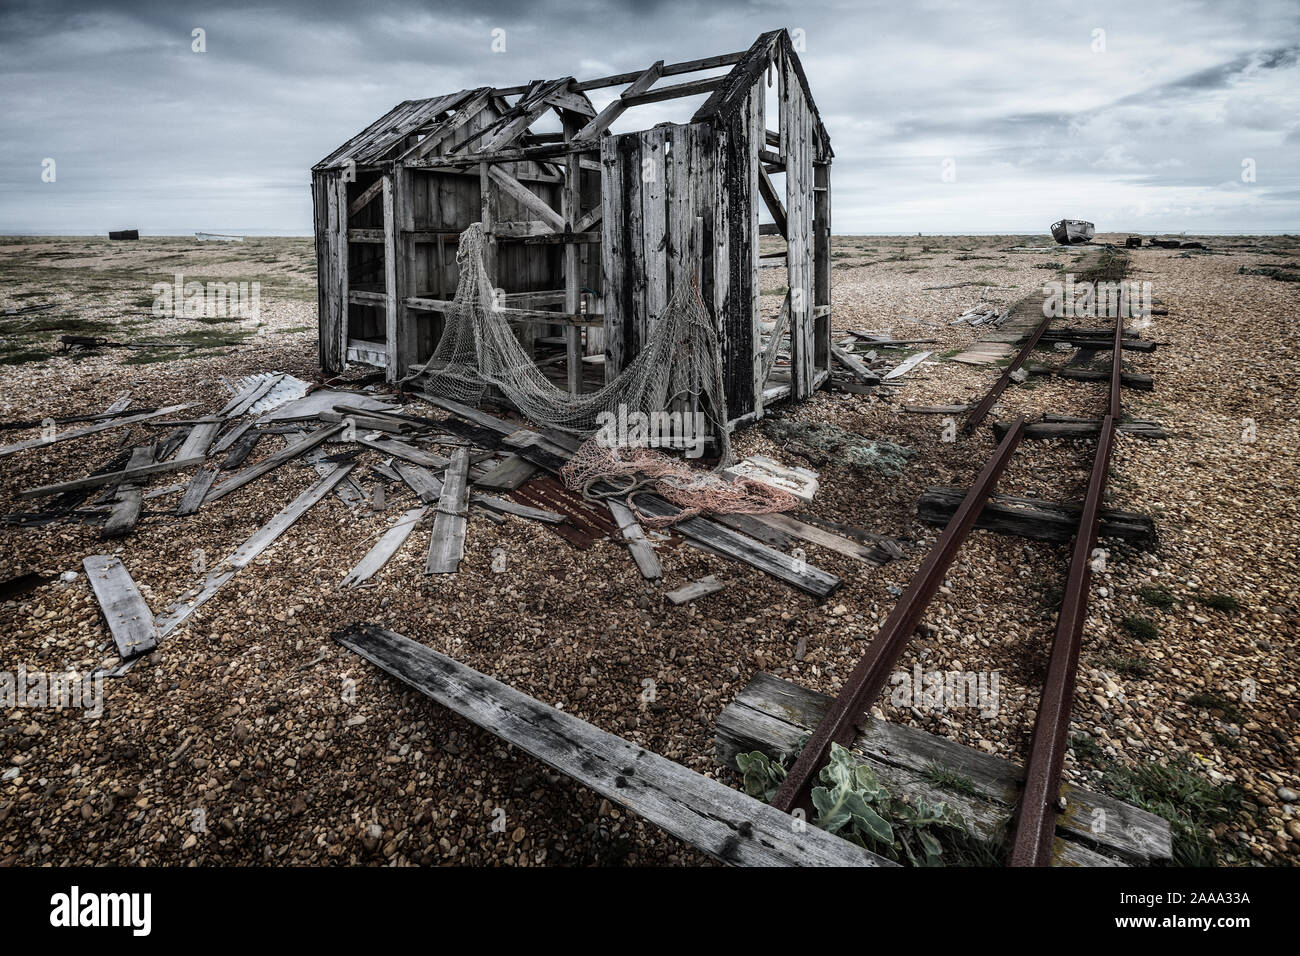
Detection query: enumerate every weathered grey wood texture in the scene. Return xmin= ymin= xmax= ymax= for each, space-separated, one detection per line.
xmin=335 ymin=624 xmax=892 ymax=867
xmin=717 ymin=672 xmax=1173 ymax=867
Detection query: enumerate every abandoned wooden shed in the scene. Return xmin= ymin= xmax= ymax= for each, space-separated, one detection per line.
xmin=312 ymin=28 xmax=832 ymax=428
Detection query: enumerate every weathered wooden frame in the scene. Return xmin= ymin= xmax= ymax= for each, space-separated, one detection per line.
xmin=312 ymin=29 xmax=833 ymax=430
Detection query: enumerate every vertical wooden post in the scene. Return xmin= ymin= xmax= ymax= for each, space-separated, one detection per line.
xmin=479 ymin=162 xmax=497 ymax=285
xmin=393 ymin=164 xmax=418 ymax=378
xmin=600 ymin=135 xmax=625 ymax=383
xmin=335 ymin=175 xmax=350 ymax=367
xmin=563 ymin=113 xmax=584 ymax=394
xmin=813 ymin=160 xmax=831 ymax=375
xmin=382 ymin=171 xmax=398 ymax=382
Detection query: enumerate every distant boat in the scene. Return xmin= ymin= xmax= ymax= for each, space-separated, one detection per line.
xmin=1051 ymin=219 xmax=1095 ymax=245
xmin=195 ymin=232 xmax=244 ymax=242
xmin=108 ymin=229 xmax=139 ymax=241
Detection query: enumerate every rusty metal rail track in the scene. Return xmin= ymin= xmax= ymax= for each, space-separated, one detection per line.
xmin=770 ymin=417 xmax=1026 ymax=815
xmin=1008 ymin=313 xmax=1126 ymax=866
xmin=962 ymin=313 xmax=1053 ymax=433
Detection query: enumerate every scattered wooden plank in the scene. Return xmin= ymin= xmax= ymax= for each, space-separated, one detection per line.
xmin=883 ymin=350 xmax=933 ymax=380
xmin=155 ymin=463 xmax=356 ymax=638
xmin=631 ymin=497 xmax=841 ymax=598
xmin=395 ymin=462 xmax=443 ymax=503
xmin=355 ymin=435 xmax=450 ymax=469
xmin=175 ymin=417 xmax=223 ymax=460
xmin=471 ymin=454 xmax=537 ymax=491
xmin=209 ymin=419 xmax=253 ymax=456
xmin=471 ymin=494 xmax=564 ymax=523
xmin=607 ymin=500 xmax=662 ymax=580
xmin=333 ymin=624 xmax=892 ymax=867
xmin=341 ymin=506 xmax=429 ymax=587
xmin=830 ymin=343 xmax=880 ymax=384
xmin=744 ymin=511 xmax=890 ymax=565
xmin=426 ymin=448 xmax=470 ymax=574
xmin=666 ymin=575 xmax=723 ymax=605
xmin=83 ymin=555 xmax=158 ymax=658
xmin=101 ymin=446 xmax=153 ymax=538
xmin=917 ymin=486 xmax=1157 ymax=547
xmin=902 ymin=404 xmax=971 ymax=414
xmin=0 ymin=404 xmax=193 ymax=458
xmin=716 ymin=672 xmax=1172 ymax=866
xmin=176 ymin=467 xmax=219 ymax=515
xmin=218 ymin=372 xmax=286 ymax=419
xmin=205 ymin=422 xmax=346 ymax=503
xmin=19 ymin=454 xmax=208 ymax=499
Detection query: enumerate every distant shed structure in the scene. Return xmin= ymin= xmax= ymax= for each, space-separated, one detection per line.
xmin=311 ymin=28 xmax=832 ymax=427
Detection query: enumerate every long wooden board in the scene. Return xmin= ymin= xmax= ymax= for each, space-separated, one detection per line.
xmin=341 ymin=506 xmax=429 ymax=587
xmin=426 ymin=448 xmax=470 ymax=573
xmin=83 ymin=555 xmax=158 ymax=658
xmin=19 ymin=454 xmax=208 ymax=499
xmin=334 ymin=624 xmax=893 ymax=867
xmin=0 ymin=403 xmax=193 ymax=458
xmin=607 ymin=500 xmax=662 ymax=580
xmin=204 ymin=422 xmax=345 ymax=503
xmin=716 ymin=672 xmax=1172 ymax=866
xmin=154 ymin=463 xmax=355 ymax=638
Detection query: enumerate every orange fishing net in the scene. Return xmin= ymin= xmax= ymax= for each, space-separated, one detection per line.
xmin=561 ymin=439 xmax=799 ymax=528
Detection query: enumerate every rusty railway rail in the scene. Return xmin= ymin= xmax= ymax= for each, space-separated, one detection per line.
xmin=770 ymin=417 xmax=1027 ymax=815
xmin=774 ymin=267 xmax=1136 ymax=864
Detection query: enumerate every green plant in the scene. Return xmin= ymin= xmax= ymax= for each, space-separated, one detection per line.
xmin=922 ymin=763 xmax=979 ymax=797
xmin=1099 ymin=653 xmax=1152 ymax=678
xmin=1199 ymin=593 xmax=1239 ymax=613
xmin=1186 ymin=692 xmax=1244 ymax=723
xmin=737 ymin=745 xmax=973 ymax=865
xmin=1121 ymin=615 xmax=1158 ymax=641
xmin=1137 ymin=585 xmax=1176 ymax=608
xmin=1104 ymin=757 xmax=1248 ymax=866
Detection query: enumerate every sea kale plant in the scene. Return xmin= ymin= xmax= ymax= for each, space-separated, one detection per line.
xmin=737 ymin=743 xmax=968 ymax=866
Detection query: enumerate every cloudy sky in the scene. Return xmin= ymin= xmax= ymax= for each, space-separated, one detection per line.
xmin=2 ymin=0 xmax=1297 ymax=235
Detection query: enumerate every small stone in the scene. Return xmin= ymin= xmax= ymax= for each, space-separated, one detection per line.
xmin=1277 ymin=786 xmax=1298 ymax=803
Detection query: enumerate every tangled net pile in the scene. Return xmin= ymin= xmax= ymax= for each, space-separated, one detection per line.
xmin=411 ymin=223 xmax=733 ymax=462
xmin=561 ymin=441 xmax=799 ymax=528
xmin=411 ymin=223 xmax=799 ymax=525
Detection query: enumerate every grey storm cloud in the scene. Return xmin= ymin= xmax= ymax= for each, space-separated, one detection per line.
xmin=1 ymin=0 xmax=1297 ymax=235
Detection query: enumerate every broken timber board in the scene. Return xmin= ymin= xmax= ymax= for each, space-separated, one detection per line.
xmin=472 ymin=494 xmax=564 ymax=523
xmin=101 ymin=446 xmax=153 ymax=538
xmin=917 ymin=485 xmax=1156 ymax=548
xmin=355 ymin=435 xmax=449 ymax=469
xmin=83 ymin=555 xmax=158 ymax=658
xmin=0 ymin=403 xmax=193 ymax=458
xmin=333 ymin=624 xmax=892 ymax=867
xmin=666 ymin=575 xmax=723 ymax=605
xmin=154 ymin=463 xmax=356 ymax=639
xmin=426 ymin=448 xmax=469 ymax=574
xmin=743 ymin=511 xmax=890 ymax=565
xmin=607 ymin=500 xmax=662 ymax=580
xmin=508 ymin=442 xmax=841 ymax=596
xmin=471 ymin=454 xmax=538 ymax=491
xmin=395 ymin=462 xmax=443 ymax=503
xmin=632 ymin=496 xmax=841 ymax=598
xmin=830 ymin=343 xmax=880 ymax=384
xmin=19 ymin=455 xmax=208 ymax=499
xmin=218 ymin=372 xmax=286 ymax=419
xmin=341 ymin=506 xmax=429 ymax=587
xmin=716 ymin=672 xmax=1172 ymax=866
xmin=176 ymin=467 xmax=219 ymax=516
xmin=205 ymin=422 xmax=346 ymax=503
xmin=883 ymin=350 xmax=932 ymax=380
xmin=175 ymin=417 xmax=223 ymax=460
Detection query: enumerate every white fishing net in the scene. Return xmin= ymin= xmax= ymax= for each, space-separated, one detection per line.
xmin=408 ymin=222 xmax=734 ymax=465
